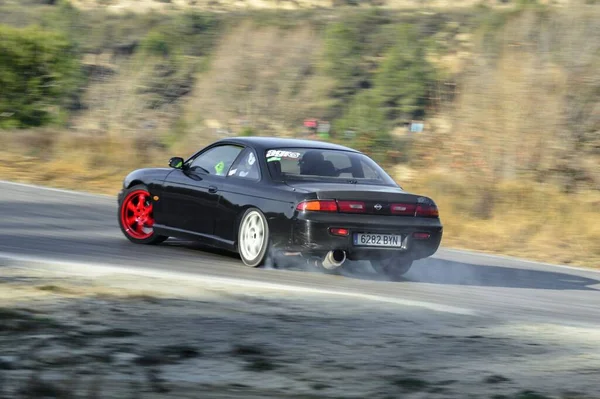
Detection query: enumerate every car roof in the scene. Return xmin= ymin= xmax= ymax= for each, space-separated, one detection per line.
xmin=216 ymin=136 xmax=361 ymax=153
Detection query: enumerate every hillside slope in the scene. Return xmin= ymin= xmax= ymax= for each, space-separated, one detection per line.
xmin=0 ymin=1 xmax=599 ymax=267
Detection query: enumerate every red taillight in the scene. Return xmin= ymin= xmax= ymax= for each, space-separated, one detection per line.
xmin=329 ymin=228 xmax=349 ymax=236
xmin=296 ymin=200 xmax=338 ymax=212
xmin=413 ymin=232 xmax=431 ymax=240
xmin=337 ymin=201 xmax=366 ymax=213
xmin=390 ymin=203 xmax=417 ymax=215
xmin=415 ymin=204 xmax=439 ymax=218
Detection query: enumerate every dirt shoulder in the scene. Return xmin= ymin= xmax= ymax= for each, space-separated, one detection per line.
xmin=1 ymin=262 xmax=599 ymax=398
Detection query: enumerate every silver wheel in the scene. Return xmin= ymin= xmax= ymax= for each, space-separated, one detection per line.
xmin=238 ymin=209 xmax=268 ymax=267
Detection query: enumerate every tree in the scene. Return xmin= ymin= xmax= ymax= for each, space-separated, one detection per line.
xmin=332 ymin=90 xmax=391 ymax=165
xmin=372 ymin=24 xmax=433 ymax=124
xmin=322 ymin=22 xmax=363 ymax=98
xmin=0 ymin=25 xmax=82 ymax=128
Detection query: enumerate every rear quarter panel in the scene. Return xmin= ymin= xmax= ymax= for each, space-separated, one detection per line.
xmin=217 ymin=178 xmax=303 ymax=249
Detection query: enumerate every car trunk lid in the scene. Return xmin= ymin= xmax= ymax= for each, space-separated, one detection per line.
xmin=287 ymin=181 xmax=437 ymax=217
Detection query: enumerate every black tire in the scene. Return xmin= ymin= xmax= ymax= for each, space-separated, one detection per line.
xmin=118 ymin=184 xmax=168 ymax=245
xmin=237 ymin=208 xmax=270 ymax=267
xmin=371 ymin=258 xmax=412 ymax=280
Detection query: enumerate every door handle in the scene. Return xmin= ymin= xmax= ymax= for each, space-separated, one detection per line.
xmin=208 ymin=186 xmax=218 ymax=193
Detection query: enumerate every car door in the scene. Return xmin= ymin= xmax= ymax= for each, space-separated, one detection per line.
xmin=215 ymin=147 xmax=263 ymax=242
xmin=161 ymin=144 xmax=244 ymax=237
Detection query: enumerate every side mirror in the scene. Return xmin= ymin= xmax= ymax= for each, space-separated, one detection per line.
xmin=169 ymin=157 xmax=184 ymax=169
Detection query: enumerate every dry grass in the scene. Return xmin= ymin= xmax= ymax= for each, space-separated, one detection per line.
xmin=399 ymin=6 xmax=600 ymax=268
xmin=0 ymin=130 xmax=166 ymax=195
xmin=1 ymin=136 xmax=599 ymax=268
xmin=183 ymin=21 xmax=327 ymax=142
xmin=45 ymin=0 xmax=518 ymax=13
xmin=404 ymin=172 xmax=600 ymax=268
xmin=438 ymin=6 xmax=600 ymax=192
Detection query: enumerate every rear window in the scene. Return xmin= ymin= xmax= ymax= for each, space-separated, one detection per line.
xmin=265 ymin=148 xmax=397 ymax=186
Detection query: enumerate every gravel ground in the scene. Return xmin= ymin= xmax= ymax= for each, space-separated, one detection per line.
xmin=1 ymin=265 xmax=599 ymax=399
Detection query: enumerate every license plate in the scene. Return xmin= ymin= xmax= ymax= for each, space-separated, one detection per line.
xmin=353 ymin=233 xmax=403 ymax=247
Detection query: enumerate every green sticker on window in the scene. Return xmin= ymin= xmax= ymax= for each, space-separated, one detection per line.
xmin=267 ymin=157 xmax=281 ymax=162
xmin=214 ymin=161 xmax=225 ymax=175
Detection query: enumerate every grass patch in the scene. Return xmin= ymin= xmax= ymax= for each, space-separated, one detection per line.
xmin=135 ymin=344 xmax=201 ymax=366
xmin=436 ymin=379 xmax=458 ymax=386
xmin=232 ymin=344 xmax=278 ymax=372
xmin=101 ymin=328 xmax=139 ymax=338
xmin=406 ymin=173 xmax=600 ymax=268
xmin=243 ymin=357 xmax=277 ymax=372
xmin=161 ymin=344 xmax=201 ymax=359
xmin=80 ymin=326 xmax=139 ymax=338
xmin=122 ymin=294 xmax=163 ymax=304
xmin=0 ymin=308 xmax=61 ymax=333
xmin=391 ymin=377 xmax=430 ymax=392
xmin=86 ymin=352 xmax=113 ymax=364
xmin=514 ymin=391 xmax=552 ymax=399
xmin=485 ymin=374 xmax=511 ymax=384
xmin=135 ymin=353 xmax=164 ymax=367
xmin=490 ymin=392 xmax=554 ymax=399
xmin=36 ymin=284 xmax=80 ymax=295
xmin=231 ymin=344 xmax=268 ymax=357
xmin=18 ymin=374 xmax=69 ymax=398
xmin=0 ymin=308 xmax=30 ymax=320
xmin=311 ymin=382 xmax=330 ymax=390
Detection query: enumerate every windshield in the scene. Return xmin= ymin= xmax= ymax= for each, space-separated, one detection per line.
xmin=265 ymin=148 xmax=398 ymax=186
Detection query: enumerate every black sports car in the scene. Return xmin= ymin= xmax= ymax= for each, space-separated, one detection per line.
xmin=117 ymin=137 xmax=442 ymax=278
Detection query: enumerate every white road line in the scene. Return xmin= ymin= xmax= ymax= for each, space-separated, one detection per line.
xmin=0 ymin=180 xmax=115 ymax=199
xmin=0 ymin=252 xmax=477 ymax=316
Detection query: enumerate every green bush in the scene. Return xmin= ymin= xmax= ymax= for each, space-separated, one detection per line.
xmin=321 ymin=9 xmax=392 ymax=99
xmin=0 ymin=25 xmax=82 ymax=128
xmin=138 ymin=11 xmax=221 ymax=58
xmin=324 ymin=20 xmax=436 ymax=165
xmin=322 ymin=21 xmax=363 ymax=96
xmin=141 ymin=28 xmax=173 ymax=57
xmin=372 ymin=24 xmax=434 ymax=123
xmin=331 ymin=90 xmax=390 ymax=164
xmin=173 ymin=11 xmax=221 ymax=57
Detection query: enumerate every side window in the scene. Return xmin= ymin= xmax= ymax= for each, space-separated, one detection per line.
xmin=360 ymin=160 xmax=380 ymax=180
xmin=228 ymin=148 xmax=260 ymax=180
xmin=189 ymin=145 xmax=243 ymax=176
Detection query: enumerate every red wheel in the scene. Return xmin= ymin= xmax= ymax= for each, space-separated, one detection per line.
xmin=118 ymin=185 xmax=167 ymax=245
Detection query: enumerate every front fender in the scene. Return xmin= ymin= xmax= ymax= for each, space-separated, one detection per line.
xmin=118 ymin=168 xmax=173 ymax=203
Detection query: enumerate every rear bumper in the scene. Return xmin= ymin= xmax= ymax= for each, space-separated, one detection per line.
xmin=285 ymin=212 xmax=442 ymax=261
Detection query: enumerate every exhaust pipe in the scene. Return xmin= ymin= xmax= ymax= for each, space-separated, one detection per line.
xmin=321 ymin=250 xmax=346 ymax=270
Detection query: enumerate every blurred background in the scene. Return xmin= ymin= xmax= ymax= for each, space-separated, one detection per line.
xmin=0 ymin=0 xmax=599 ymax=267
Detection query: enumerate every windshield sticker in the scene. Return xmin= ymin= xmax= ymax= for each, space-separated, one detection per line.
xmin=248 ymin=152 xmax=256 ymax=165
xmin=266 ymin=150 xmax=301 ymax=159
xmin=228 ymin=168 xmax=237 ymax=176
xmin=239 ymin=171 xmax=249 ymax=177
xmin=267 ymin=157 xmax=281 ymax=162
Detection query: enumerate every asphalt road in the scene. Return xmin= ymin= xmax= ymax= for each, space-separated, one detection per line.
xmin=1 ymin=180 xmax=599 ymax=327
